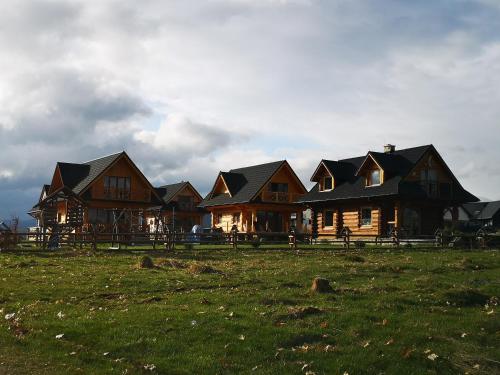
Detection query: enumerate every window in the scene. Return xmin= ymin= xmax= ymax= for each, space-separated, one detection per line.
xmin=232 ymin=213 xmax=240 ymax=224
xmin=324 ymin=210 xmax=334 ymax=227
xmin=367 ymin=170 xmax=380 ymax=186
xmin=269 ymin=183 xmax=288 ymax=193
xmin=420 ymin=169 xmax=438 ymax=197
xmin=104 ymin=176 xmax=131 ymax=200
xmin=215 ymin=213 xmax=223 ymax=225
xmin=178 ymin=195 xmax=194 ymax=210
xmin=360 ymin=208 xmax=372 ymax=226
xmin=322 ymin=176 xmax=333 ymax=191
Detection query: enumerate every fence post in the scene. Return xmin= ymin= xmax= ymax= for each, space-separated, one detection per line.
xmin=434 ymin=229 xmax=443 ymax=247
xmin=342 ymin=227 xmax=350 ymax=250
xmin=476 ymin=229 xmax=486 ymax=249
xmin=92 ymin=225 xmax=97 ymax=252
xmin=288 ymin=226 xmax=297 ymax=251
xmin=231 ymin=225 xmax=238 ymax=250
xmin=392 ymin=228 xmax=400 ymax=248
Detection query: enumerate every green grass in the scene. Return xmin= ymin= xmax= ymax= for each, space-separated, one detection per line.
xmin=0 ymin=247 xmax=498 ymax=374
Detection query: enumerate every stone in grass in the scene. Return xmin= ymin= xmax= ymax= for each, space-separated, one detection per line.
xmin=138 ymin=256 xmax=155 ymax=269
xmin=311 ymin=277 xmax=333 ymax=293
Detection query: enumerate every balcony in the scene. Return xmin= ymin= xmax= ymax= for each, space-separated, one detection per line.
xmin=104 ymin=188 xmax=131 ymax=200
xmin=261 ymin=191 xmax=301 ymax=203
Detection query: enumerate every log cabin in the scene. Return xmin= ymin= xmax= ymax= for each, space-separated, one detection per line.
xmin=29 ymin=152 xmax=162 ymax=232
xmin=444 ymin=201 xmax=500 ymax=232
xmin=145 ymin=181 xmax=205 ymax=233
xmin=198 ymin=160 xmax=308 ymax=232
xmin=298 ymin=144 xmax=478 ymax=238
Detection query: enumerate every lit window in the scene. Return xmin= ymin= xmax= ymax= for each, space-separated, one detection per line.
xmin=324 ymin=210 xmax=334 ymax=227
xmin=367 ymin=170 xmax=380 ymax=186
xmin=361 ymin=208 xmax=372 ymax=226
xmin=322 ymin=176 xmax=333 ymax=191
xmin=232 ymin=213 xmax=240 ymax=224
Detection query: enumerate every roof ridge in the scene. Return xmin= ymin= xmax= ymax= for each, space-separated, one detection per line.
xmin=83 ymin=151 xmax=123 ymax=164
xmin=229 ymin=160 xmax=285 ymax=173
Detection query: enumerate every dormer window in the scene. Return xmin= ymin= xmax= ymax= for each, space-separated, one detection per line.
xmin=321 ymin=176 xmax=333 ymax=191
xmin=367 ymin=170 xmax=380 ymax=186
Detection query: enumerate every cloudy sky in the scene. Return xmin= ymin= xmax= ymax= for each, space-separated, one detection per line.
xmin=1 ymin=0 xmax=500 ymax=221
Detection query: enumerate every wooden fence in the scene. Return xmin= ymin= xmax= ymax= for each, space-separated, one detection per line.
xmin=1 ymin=228 xmax=499 ymax=251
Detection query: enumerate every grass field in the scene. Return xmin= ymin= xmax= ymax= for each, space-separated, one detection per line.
xmin=0 ymin=246 xmax=498 ymax=374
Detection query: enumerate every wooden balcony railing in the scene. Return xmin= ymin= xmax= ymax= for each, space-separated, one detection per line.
xmin=103 ymin=188 xmax=151 ymax=202
xmin=261 ymin=191 xmax=301 ymax=203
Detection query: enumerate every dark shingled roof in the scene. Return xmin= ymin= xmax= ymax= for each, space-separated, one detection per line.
xmin=69 ymin=153 xmax=123 ymax=194
xmin=155 ymin=182 xmax=198 ymax=204
xmin=463 ymin=201 xmax=500 ymax=220
xmin=199 ymin=160 xmax=287 ymax=207
xmin=54 ymin=152 xmax=123 ymax=195
xmin=299 ymin=145 xmax=478 ymax=204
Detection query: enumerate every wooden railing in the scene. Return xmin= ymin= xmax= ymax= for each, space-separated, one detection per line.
xmin=103 ymin=188 xmax=151 ymax=202
xmin=1 ymin=228 xmax=499 ymax=251
xmin=261 ymin=191 xmax=301 ymax=203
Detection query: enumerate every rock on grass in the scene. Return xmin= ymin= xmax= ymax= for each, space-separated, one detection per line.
xmin=138 ymin=256 xmax=155 ymax=269
xmin=311 ymin=278 xmax=333 ymax=293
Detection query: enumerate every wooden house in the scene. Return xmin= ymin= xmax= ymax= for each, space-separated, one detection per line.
xmin=146 ymin=182 xmax=205 ymax=233
xmin=298 ymin=145 xmax=478 ymax=237
xmin=29 ymin=152 xmax=162 ymax=232
xmin=199 ymin=160 xmax=308 ymax=232
xmin=445 ymin=201 xmax=500 ymax=232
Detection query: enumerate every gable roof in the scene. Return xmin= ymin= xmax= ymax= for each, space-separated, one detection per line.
xmin=299 ymin=144 xmax=478 ymax=204
xmin=463 ymin=201 xmax=500 ymax=220
xmin=42 ymin=152 xmax=161 ymax=204
xmin=199 ymin=160 xmax=302 ymax=208
xmin=155 ymin=181 xmax=202 ymax=205
xmin=65 ymin=152 xmax=123 ymax=195
xmin=39 ymin=184 xmax=51 ymax=202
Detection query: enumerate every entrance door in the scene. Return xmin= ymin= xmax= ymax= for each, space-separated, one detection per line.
xmin=256 ymin=211 xmax=284 ymax=232
xmin=403 ymin=208 xmax=421 ymax=236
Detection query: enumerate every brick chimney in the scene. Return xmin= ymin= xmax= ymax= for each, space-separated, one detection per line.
xmin=384 ymin=144 xmax=396 ymax=154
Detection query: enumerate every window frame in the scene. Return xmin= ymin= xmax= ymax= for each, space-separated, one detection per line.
xmin=360 ymin=207 xmax=372 ymax=227
xmin=366 ymin=169 xmax=381 ymax=187
xmin=323 ymin=210 xmax=335 ymax=228
xmin=232 ymin=213 xmax=240 ymax=224
xmin=321 ymin=176 xmax=333 ymax=191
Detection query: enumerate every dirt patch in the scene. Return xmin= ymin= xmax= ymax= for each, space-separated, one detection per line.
xmin=8 ymin=260 xmax=38 ymax=268
xmin=458 ymin=258 xmax=487 ymax=271
xmin=141 ymin=296 xmax=162 ymax=303
xmin=286 ymin=306 xmax=323 ymax=319
xmin=158 ymin=259 xmax=187 ymax=269
xmin=345 ymin=255 xmax=365 ymax=263
xmin=187 ymin=263 xmax=222 ymax=274
xmin=444 ymin=289 xmax=491 ymax=307
xmin=260 ymin=297 xmax=297 ymax=306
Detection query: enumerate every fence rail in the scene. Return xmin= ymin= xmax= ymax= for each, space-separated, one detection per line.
xmin=1 ymin=227 xmax=499 ymax=251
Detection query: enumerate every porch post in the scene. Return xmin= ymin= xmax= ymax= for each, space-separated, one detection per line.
xmin=395 ymin=201 xmax=402 ymax=230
